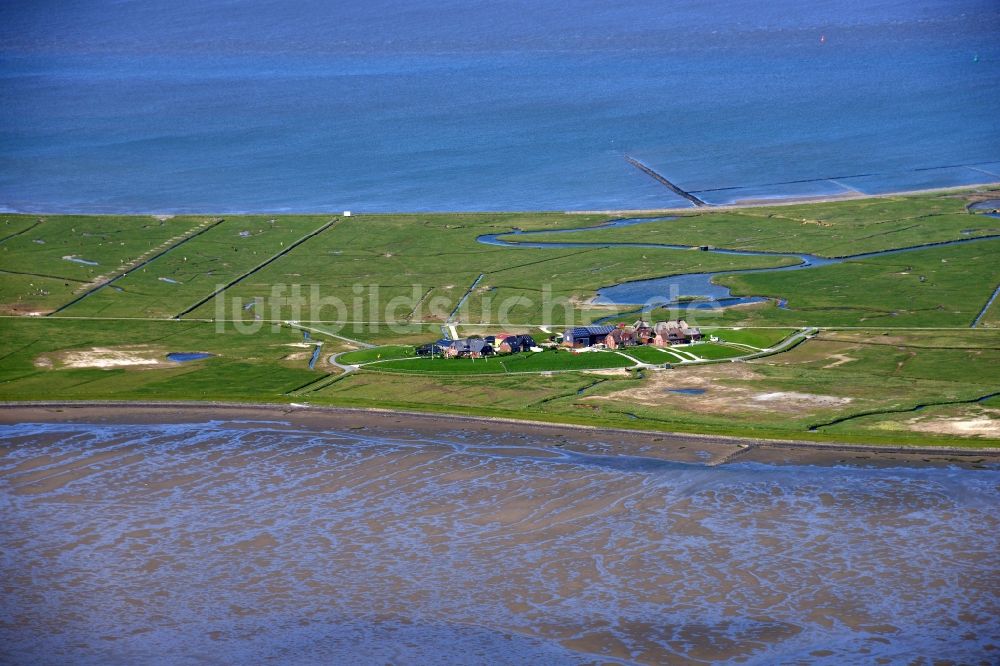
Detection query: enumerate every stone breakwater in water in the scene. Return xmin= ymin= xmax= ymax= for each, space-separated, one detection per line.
xmin=1 ymin=420 xmax=998 ymax=664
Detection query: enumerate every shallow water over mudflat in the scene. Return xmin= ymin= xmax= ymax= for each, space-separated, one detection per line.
xmin=1 ymin=421 xmax=997 ymax=664
xmin=2 ymin=1 xmax=998 ymax=212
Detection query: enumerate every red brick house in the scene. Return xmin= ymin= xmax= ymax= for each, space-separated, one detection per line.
xmin=652 ymin=320 xmax=702 ymax=347
xmin=604 ymin=326 xmax=637 ymax=349
xmin=632 ymin=319 xmax=654 ymax=344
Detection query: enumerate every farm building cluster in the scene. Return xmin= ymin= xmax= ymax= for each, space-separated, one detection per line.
xmin=416 ymin=320 xmax=703 ymax=359
xmin=563 ymin=320 xmax=702 ymax=349
xmin=416 ymin=333 xmax=538 ymax=358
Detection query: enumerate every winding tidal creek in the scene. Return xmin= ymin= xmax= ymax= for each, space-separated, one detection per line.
xmin=478 ymin=217 xmax=1000 ymax=315
xmin=1 ymin=419 xmax=997 ymax=664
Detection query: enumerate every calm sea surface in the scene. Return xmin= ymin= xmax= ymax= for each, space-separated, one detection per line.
xmin=1 ymin=420 xmax=998 ymax=664
xmin=1 ymin=1 xmax=998 ymax=213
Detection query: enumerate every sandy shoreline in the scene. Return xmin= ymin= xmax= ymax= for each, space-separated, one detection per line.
xmin=2 ymin=401 xmax=997 ymax=469
xmin=567 ymin=181 xmax=1000 ymax=215
xmin=3 ymin=182 xmax=998 ymax=218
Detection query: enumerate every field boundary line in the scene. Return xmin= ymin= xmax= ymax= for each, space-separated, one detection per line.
xmin=447 ymin=273 xmax=484 ymax=323
xmin=284 ymin=322 xmax=375 ymax=349
xmin=0 ymin=268 xmax=89 ymax=283
xmin=173 ymin=217 xmax=339 ymax=319
xmin=0 ymin=219 xmax=42 ymax=245
xmin=971 ymin=282 xmax=1000 ymax=328
xmin=48 ymin=217 xmax=226 ymax=315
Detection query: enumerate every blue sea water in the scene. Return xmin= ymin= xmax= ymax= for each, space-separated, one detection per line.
xmin=0 ymin=0 xmax=998 ymax=213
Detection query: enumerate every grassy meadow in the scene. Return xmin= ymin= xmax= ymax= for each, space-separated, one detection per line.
xmin=1 ymin=187 xmax=998 ymax=446
xmin=0 ymin=315 xmax=997 ymax=445
xmin=714 ymin=239 xmax=1000 ymax=328
xmin=0 ymin=318 xmax=335 ymax=402
xmin=513 ymin=193 xmax=1000 ymax=256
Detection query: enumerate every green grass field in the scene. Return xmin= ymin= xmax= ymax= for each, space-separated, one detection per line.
xmin=0 ymin=214 xmax=208 ymax=314
xmin=612 ymin=342 xmax=749 ymax=364
xmin=0 ymin=316 xmax=997 ymax=445
xmin=64 ymin=216 xmax=338 ymax=319
xmin=616 ymin=345 xmax=682 ymax=364
xmin=510 ymin=193 xmax=1000 ymax=256
xmin=714 ymin=240 xmax=1000 ymax=328
xmin=0 ymin=318 xmax=334 ymax=402
xmin=185 ymin=213 xmax=799 ymax=325
xmin=1 ymin=187 xmax=998 ymax=446
xmin=338 ymin=345 xmax=415 ymax=364
xmin=313 ymin=328 xmax=1000 ymax=446
xmin=679 ymin=342 xmax=747 ymax=359
xmin=369 ymin=349 xmax=636 ymax=374
xmin=344 ymin=335 xmax=769 ymax=371
xmin=704 ymin=328 xmax=796 ymax=348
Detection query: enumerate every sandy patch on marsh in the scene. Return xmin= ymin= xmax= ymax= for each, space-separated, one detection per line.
xmin=822 ymin=353 xmax=857 ymax=369
xmin=40 ymin=345 xmax=170 ymax=369
xmin=907 ymin=409 xmax=1000 ymax=438
xmin=587 ymin=364 xmax=852 ymax=415
xmin=753 ymin=391 xmax=852 ymax=407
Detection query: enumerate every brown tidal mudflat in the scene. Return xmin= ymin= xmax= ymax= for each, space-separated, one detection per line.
xmin=2 ymin=402 xmax=998 ymax=468
xmin=1 ymin=405 xmax=998 ymax=664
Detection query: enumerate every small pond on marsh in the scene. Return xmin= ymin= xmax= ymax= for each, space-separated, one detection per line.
xmin=62 ymin=255 xmax=99 ymax=266
xmin=167 ymin=352 xmax=214 ymax=363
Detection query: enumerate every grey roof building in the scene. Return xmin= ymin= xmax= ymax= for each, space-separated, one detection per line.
xmin=563 ymin=325 xmax=616 ymax=347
